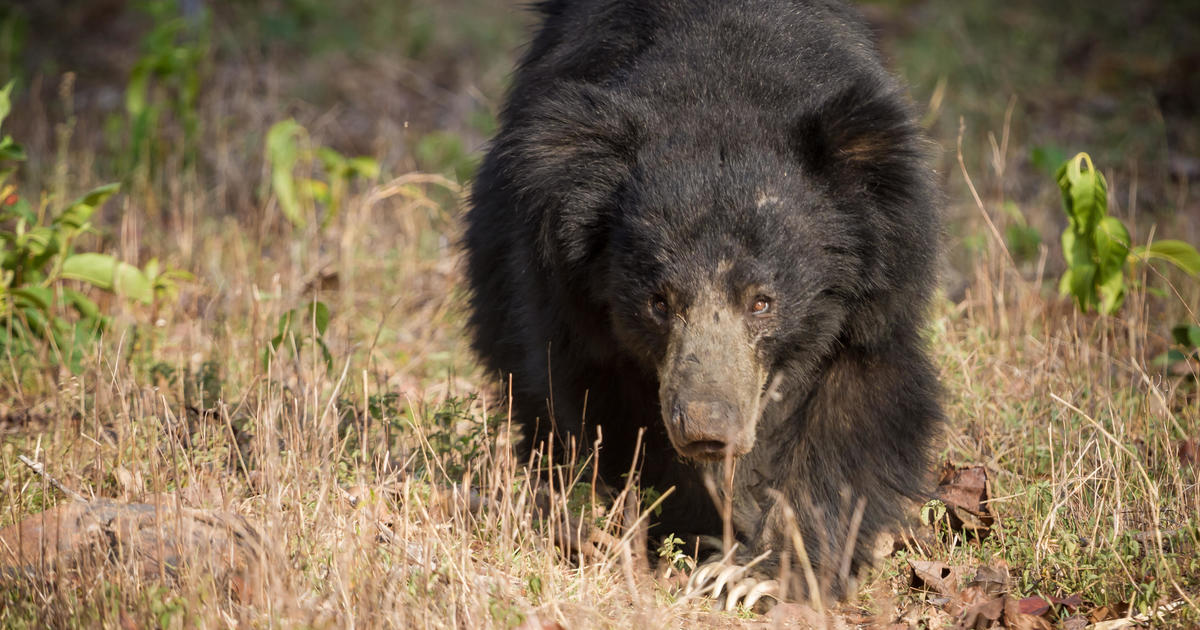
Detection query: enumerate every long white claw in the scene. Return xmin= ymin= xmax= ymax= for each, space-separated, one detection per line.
xmin=709 ymin=563 xmax=747 ymax=600
xmin=686 ymin=561 xmax=724 ymax=595
xmin=741 ymin=579 xmax=780 ymax=610
xmin=724 ymin=576 xmax=758 ymax=611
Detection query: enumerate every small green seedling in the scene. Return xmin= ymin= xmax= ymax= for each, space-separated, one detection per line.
xmin=1056 ymin=152 xmax=1200 ymax=315
xmin=657 ymin=533 xmax=695 ymax=573
xmin=264 ymin=119 xmax=379 ymax=229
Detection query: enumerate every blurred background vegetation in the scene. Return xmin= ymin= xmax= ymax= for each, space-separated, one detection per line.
xmin=1 ymin=0 xmax=1197 ymax=282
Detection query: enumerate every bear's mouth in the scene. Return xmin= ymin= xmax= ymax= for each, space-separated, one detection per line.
xmin=681 ymin=440 xmax=729 ymax=459
xmin=664 ymin=398 xmax=755 ymax=460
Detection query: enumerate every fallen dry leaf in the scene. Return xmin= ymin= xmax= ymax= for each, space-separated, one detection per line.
xmin=955 ymin=594 xmax=1004 ymax=629
xmin=1089 ymin=602 xmax=1130 ymax=622
xmin=1004 ymin=596 xmax=1054 ymax=629
xmin=1017 ymin=596 xmax=1052 ymax=617
xmin=1062 ymin=616 xmax=1089 ymax=630
xmin=1090 ymin=620 xmax=1137 ymax=630
xmin=936 ymin=463 xmax=994 ymax=535
xmin=967 ymin=565 xmax=1009 ymax=597
xmin=955 ymin=585 xmax=996 ymax=610
xmin=908 ymin=558 xmax=967 ymax=596
xmin=1051 ymin=593 xmax=1084 ymax=612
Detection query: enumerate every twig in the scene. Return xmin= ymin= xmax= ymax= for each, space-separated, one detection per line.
xmin=18 ymin=454 xmax=87 ymax=503
xmin=956 ymin=116 xmax=1016 ymax=269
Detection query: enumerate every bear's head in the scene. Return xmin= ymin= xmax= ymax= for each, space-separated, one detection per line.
xmin=505 ymin=78 xmax=938 ymax=461
xmin=604 ymin=142 xmax=864 ymax=460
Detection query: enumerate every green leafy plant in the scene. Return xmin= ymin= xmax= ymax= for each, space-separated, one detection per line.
xmin=1056 ymin=152 xmax=1200 ymax=314
xmin=1156 ymin=323 xmax=1200 ymax=376
xmin=919 ymin=498 xmax=950 ymax=534
xmin=1 ymin=81 xmax=187 ymax=374
xmin=262 ymin=300 xmax=333 ymax=372
xmin=124 ymin=0 xmax=209 ymax=176
xmin=264 ymin=119 xmax=379 ymax=229
xmin=0 ymin=81 xmax=22 ymax=170
xmin=411 ymin=394 xmax=500 ymax=480
xmin=657 ymin=533 xmax=695 ymax=573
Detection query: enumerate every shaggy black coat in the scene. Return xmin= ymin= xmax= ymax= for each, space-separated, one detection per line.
xmin=464 ymin=0 xmax=942 ymax=597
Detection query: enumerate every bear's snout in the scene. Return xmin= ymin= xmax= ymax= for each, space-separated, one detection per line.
xmin=656 ymin=288 xmax=767 ymax=461
xmin=670 ymin=398 xmax=745 ymax=460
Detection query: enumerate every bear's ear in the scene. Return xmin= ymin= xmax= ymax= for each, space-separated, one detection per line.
xmin=788 ymin=79 xmax=940 ymax=349
xmin=500 ymin=83 xmax=641 ymax=269
xmin=789 ymin=79 xmax=933 ymax=210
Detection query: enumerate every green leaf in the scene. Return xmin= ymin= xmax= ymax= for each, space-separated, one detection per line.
xmin=60 ymin=252 xmax=153 ymax=303
xmin=302 ymin=178 xmax=330 ymax=206
xmin=55 ymin=183 xmax=121 ymax=230
xmin=275 ymin=309 xmax=294 ymax=338
xmin=61 ymin=252 xmax=118 ymax=290
xmin=1154 ymin=348 xmax=1188 ymax=367
xmin=1134 ymin=239 xmax=1200 ymax=276
xmin=1172 ymin=324 xmax=1200 ymax=349
xmin=62 ymin=288 xmax=101 ymax=320
xmin=18 ymin=302 xmax=54 ymax=339
xmin=1058 ymin=268 xmax=1073 ymax=297
xmin=20 ymin=226 xmax=59 ymax=259
xmin=1094 ymin=216 xmax=1130 ymax=274
xmin=11 ymin=286 xmax=52 ymax=311
xmin=126 ymin=63 xmax=150 ymax=117
xmin=316 ymin=146 xmax=346 ymax=173
xmin=265 ymin=119 xmax=306 ymax=228
xmin=1060 ymin=228 xmax=1089 ymax=269
xmin=346 ymin=156 xmax=380 ymax=179
xmin=0 ymin=80 xmax=14 ymax=128
xmin=309 ymin=300 xmax=330 ymax=335
xmin=316 ymin=337 xmax=333 ymax=372
xmin=0 ymin=135 xmax=26 ymax=162
xmin=1058 ymin=153 xmax=1107 ymax=236
xmin=1096 ymin=266 xmax=1126 ymax=315
xmin=114 ymin=261 xmax=153 ymax=303
xmin=1066 ymin=261 xmax=1098 ymax=310
xmin=1059 ymin=229 xmax=1096 ymax=308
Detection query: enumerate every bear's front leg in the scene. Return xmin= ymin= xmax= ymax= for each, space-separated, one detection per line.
xmin=687 ymin=338 xmax=941 ymax=607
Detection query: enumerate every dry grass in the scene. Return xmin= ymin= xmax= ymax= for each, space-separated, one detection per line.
xmin=2 ymin=141 xmax=1197 ymax=628
xmin=2 ymin=2 xmax=1199 ymax=628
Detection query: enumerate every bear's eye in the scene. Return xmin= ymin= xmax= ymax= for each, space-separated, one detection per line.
xmin=651 ymin=296 xmax=670 ymax=316
xmin=750 ymin=297 xmax=771 ymax=315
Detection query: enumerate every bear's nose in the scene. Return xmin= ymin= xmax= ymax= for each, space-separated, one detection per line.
xmin=671 ymin=399 xmax=740 ymax=460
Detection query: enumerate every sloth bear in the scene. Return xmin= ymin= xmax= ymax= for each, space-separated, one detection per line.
xmin=464 ymin=0 xmax=942 ymax=599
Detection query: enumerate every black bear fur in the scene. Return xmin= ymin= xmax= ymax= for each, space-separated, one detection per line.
xmin=463 ymin=0 xmax=943 ymax=597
